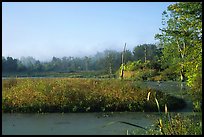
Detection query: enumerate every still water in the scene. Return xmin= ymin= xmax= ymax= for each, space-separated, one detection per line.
xmin=2 ymin=112 xmax=159 ymax=135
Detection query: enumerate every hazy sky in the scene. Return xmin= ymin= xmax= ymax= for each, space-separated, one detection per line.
xmin=2 ymin=2 xmax=174 ymax=61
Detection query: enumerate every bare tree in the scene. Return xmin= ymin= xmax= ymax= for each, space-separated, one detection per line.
xmin=120 ymin=43 xmax=126 ymax=79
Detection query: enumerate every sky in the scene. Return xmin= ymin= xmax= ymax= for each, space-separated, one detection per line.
xmin=2 ymin=2 xmax=175 ymax=61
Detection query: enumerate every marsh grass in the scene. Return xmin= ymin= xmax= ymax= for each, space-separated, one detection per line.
xmin=146 ymin=112 xmax=202 ymax=135
xmin=148 ymin=91 xmax=202 ymax=135
xmin=2 ymin=78 xmax=186 ymax=113
xmin=2 ymin=78 xmax=18 ymax=89
xmin=121 ymin=91 xmax=202 ymax=135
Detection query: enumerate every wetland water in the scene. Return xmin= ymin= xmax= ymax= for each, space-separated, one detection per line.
xmin=2 ymin=80 xmax=195 ymax=135
xmin=2 ymin=112 xmax=158 ymax=135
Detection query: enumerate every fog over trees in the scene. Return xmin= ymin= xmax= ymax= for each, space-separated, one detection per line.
xmin=2 ymin=44 xmax=162 ymax=74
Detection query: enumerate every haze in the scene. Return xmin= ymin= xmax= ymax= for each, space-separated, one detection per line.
xmin=2 ymin=2 xmax=174 ymax=61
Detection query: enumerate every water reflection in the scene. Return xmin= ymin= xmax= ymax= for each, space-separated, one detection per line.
xmin=2 ymin=112 xmax=157 ymax=135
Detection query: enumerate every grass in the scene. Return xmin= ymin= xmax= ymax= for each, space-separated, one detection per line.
xmin=149 ymin=93 xmax=202 ymax=135
xmin=146 ymin=112 xmax=202 ymax=135
xmin=2 ymin=78 xmax=186 ymax=113
xmin=124 ymin=112 xmax=202 ymax=135
xmin=122 ymin=90 xmax=202 ymax=135
xmin=2 ymin=71 xmax=110 ymax=78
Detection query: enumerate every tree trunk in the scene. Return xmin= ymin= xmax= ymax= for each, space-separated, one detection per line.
xmin=120 ymin=64 xmax=124 ymax=79
xmin=144 ymin=45 xmax=147 ymax=63
xmin=177 ymin=40 xmax=186 ymax=82
xmin=120 ymin=43 xmax=126 ymax=79
xmin=109 ymin=62 xmax=112 ymax=77
xmin=180 ymin=66 xmax=185 ymax=82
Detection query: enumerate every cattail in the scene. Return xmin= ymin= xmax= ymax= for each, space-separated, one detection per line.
xmin=159 ymin=119 xmax=163 ymax=128
xmin=147 ymin=92 xmax=151 ymax=101
xmin=165 ymin=104 xmax=168 ymax=115
xmin=155 ymin=98 xmax=160 ymax=113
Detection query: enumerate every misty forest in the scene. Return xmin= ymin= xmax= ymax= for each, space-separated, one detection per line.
xmin=2 ymin=2 xmax=202 ymax=135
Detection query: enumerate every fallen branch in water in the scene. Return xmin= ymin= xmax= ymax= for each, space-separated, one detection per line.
xmin=118 ymin=121 xmax=147 ymax=130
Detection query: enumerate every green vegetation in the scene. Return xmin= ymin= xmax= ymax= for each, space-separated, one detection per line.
xmin=122 ymin=87 xmax=202 ymax=135
xmin=147 ymin=113 xmax=202 ymax=135
xmin=2 ymin=71 xmax=112 ymax=79
xmin=2 ymin=50 xmax=122 ymax=76
xmin=130 ymin=3 xmax=202 ymax=135
xmin=146 ymin=85 xmax=202 ymax=135
xmin=1 ymin=2 xmax=201 ymax=135
xmin=126 ymin=113 xmax=202 ymax=135
xmin=155 ymin=2 xmax=202 ymax=112
xmin=2 ymin=78 xmax=186 ymax=113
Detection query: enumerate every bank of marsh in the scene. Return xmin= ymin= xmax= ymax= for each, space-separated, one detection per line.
xmin=2 ymin=78 xmax=186 ymax=113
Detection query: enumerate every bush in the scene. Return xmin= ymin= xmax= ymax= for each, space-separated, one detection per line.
xmin=160 ymin=68 xmax=179 ymax=81
xmin=123 ymin=69 xmax=158 ymax=81
xmin=2 ymin=78 xmax=186 ymax=113
xmin=2 ymin=78 xmax=18 ymax=89
xmin=187 ymin=74 xmax=202 ymax=112
xmin=147 ymin=113 xmax=202 ymax=135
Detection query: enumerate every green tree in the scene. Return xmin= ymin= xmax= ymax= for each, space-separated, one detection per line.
xmin=3 ymin=57 xmax=18 ymax=72
xmin=133 ymin=44 xmax=161 ymax=63
xmin=84 ymin=56 xmax=91 ymax=71
xmin=155 ymin=2 xmax=202 ymax=110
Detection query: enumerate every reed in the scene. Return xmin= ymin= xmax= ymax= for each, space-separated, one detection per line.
xmin=2 ymin=78 xmax=186 ymax=113
xmin=123 ymin=91 xmax=202 ymax=135
xmin=146 ymin=91 xmax=202 ymax=135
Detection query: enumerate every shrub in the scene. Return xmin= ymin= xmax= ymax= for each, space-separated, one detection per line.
xmin=147 ymin=113 xmax=202 ymax=135
xmin=160 ymin=68 xmax=179 ymax=81
xmin=2 ymin=78 xmax=186 ymax=113
xmin=2 ymin=78 xmax=18 ymax=89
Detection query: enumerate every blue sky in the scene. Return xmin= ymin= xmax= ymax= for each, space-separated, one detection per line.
xmin=2 ymin=2 xmax=175 ymax=61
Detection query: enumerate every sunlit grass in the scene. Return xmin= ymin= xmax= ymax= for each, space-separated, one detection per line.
xmin=2 ymin=78 xmax=186 ymax=113
xmin=124 ymin=91 xmax=202 ymax=135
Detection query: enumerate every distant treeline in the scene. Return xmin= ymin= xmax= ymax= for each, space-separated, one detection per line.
xmin=2 ymin=44 xmax=163 ymax=74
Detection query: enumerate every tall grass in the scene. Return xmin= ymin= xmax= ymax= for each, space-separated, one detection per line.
xmin=147 ymin=91 xmax=202 ymax=135
xmin=120 ymin=91 xmax=202 ymax=135
xmin=2 ymin=78 xmax=186 ymax=113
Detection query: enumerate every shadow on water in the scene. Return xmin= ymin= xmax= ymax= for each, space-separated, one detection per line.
xmin=2 ymin=112 xmax=158 ymax=135
xmin=141 ymin=81 xmax=193 ymax=112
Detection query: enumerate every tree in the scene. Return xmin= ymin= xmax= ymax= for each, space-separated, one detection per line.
xmin=155 ymin=2 xmax=202 ymax=81
xmin=3 ymin=57 xmax=18 ymax=72
xmin=20 ymin=56 xmax=37 ymax=72
xmin=2 ymin=56 xmax=6 ymax=72
xmin=120 ymin=43 xmax=126 ymax=79
xmin=104 ymin=50 xmax=115 ymax=75
xmin=155 ymin=2 xmax=202 ymax=111
xmin=124 ymin=50 xmax=134 ymax=63
xmin=133 ymin=44 xmax=160 ymax=63
xmin=133 ymin=44 xmax=145 ymax=62
xmin=84 ymin=56 xmax=91 ymax=71
xmin=17 ymin=59 xmax=27 ymax=72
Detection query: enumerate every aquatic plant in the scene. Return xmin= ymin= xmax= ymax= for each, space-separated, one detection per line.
xmin=2 ymin=78 xmax=186 ymax=113
xmin=120 ymin=91 xmax=202 ymax=135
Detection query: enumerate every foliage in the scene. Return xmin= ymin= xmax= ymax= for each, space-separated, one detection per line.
xmin=2 ymin=78 xmax=186 ymax=113
xmin=132 ymin=44 xmax=162 ymax=63
xmin=2 ymin=50 xmax=123 ymax=76
xmin=2 ymin=57 xmax=18 ymax=72
xmin=121 ymin=44 xmax=164 ymax=81
xmin=121 ymin=60 xmax=163 ymax=81
xmin=147 ymin=90 xmax=202 ymax=135
xmin=155 ymin=2 xmax=202 ymax=110
xmin=121 ymin=88 xmax=201 ymax=135
xmin=124 ymin=60 xmax=143 ymax=71
xmin=159 ymin=67 xmax=179 ymax=81
xmin=155 ymin=2 xmax=202 ymax=82
xmin=147 ymin=113 xmax=202 ymax=135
